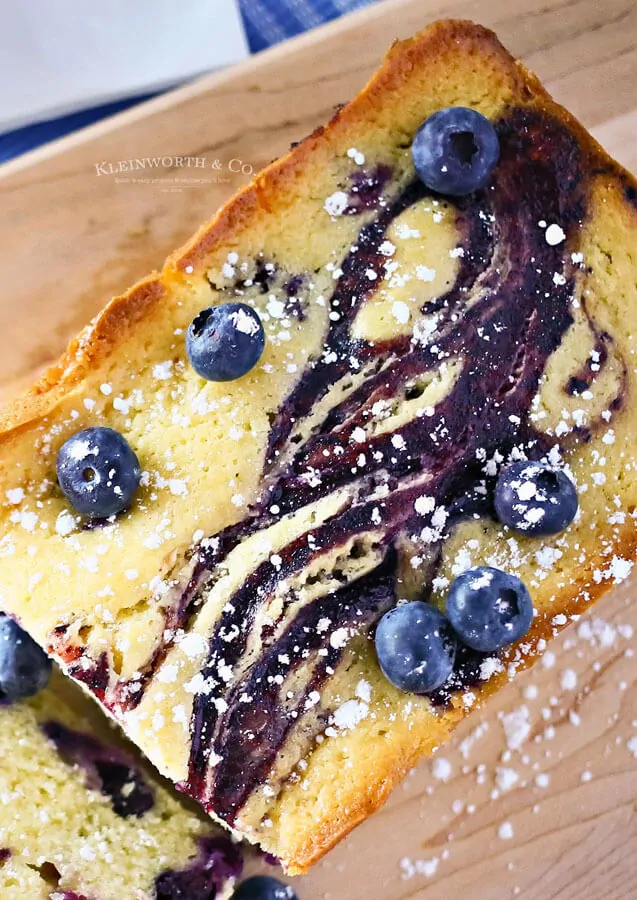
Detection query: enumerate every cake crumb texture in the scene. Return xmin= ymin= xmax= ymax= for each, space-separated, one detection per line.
xmin=0 ymin=672 xmax=238 ymax=899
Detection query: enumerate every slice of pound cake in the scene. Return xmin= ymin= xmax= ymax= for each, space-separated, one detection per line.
xmin=0 ymin=628 xmax=242 ymax=900
xmin=0 ymin=19 xmax=635 ymax=873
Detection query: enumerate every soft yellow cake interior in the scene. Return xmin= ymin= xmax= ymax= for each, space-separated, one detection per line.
xmin=0 ymin=672 xmax=235 ymax=899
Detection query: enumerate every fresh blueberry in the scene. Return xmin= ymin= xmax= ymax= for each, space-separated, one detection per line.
xmin=446 ymin=566 xmax=533 ymax=653
xmin=186 ymin=302 xmax=265 ymax=382
xmin=56 ymin=426 xmax=141 ymax=519
xmin=494 ymin=461 xmax=578 ymax=536
xmin=0 ymin=615 xmax=52 ymax=702
xmin=375 ymin=601 xmax=456 ymax=694
xmin=231 ymin=876 xmax=298 ymax=900
xmin=412 ymin=107 xmax=500 ymax=196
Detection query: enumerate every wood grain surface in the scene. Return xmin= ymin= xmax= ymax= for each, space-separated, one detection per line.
xmin=1 ymin=1 xmax=636 ymax=897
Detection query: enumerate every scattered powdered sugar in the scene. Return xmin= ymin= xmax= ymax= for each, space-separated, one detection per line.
xmin=152 ymin=360 xmax=173 ymax=380
xmin=191 ymin=389 xmax=218 ymax=417
xmin=412 ymin=315 xmax=439 ymax=347
xmin=545 ymin=223 xmax=565 ymax=245
xmin=113 ymin=395 xmax=133 ymax=415
xmin=300 ymin=692 xmax=320 ymax=715
xmin=420 ymin=505 xmax=448 ymax=544
xmin=10 ymin=509 xmax=39 ymax=533
xmin=329 ymin=627 xmax=350 ymax=649
xmin=415 ymin=264 xmax=436 ymax=282
xmin=231 ymin=307 xmax=260 ymax=336
xmin=576 ymin=617 xmax=618 ymax=649
xmin=167 ymin=478 xmax=188 ymax=497
xmin=459 ymin=722 xmax=490 ymax=759
xmin=560 ymin=669 xmax=577 ymax=691
xmin=432 ymin=757 xmax=452 ymax=782
xmin=157 ymin=663 xmax=179 ymax=684
xmin=332 ymin=699 xmax=369 ymax=730
xmin=392 ymin=300 xmax=411 ymax=324
xmin=414 ymin=495 xmax=436 ymax=516
xmin=480 ymin=657 xmax=504 ymax=681
xmin=400 ymin=856 xmax=439 ymax=880
xmin=55 ymin=510 xmax=77 ymax=537
xmin=143 ymin=533 xmax=163 ymax=550
xmin=324 ymin=191 xmax=349 ymax=217
xmin=5 ymin=488 xmax=24 ymax=505
xmin=267 ymin=297 xmax=286 ymax=319
xmin=541 ymin=650 xmax=556 ymax=669
xmin=498 ymin=821 xmax=514 ymax=840
xmin=496 ymin=767 xmax=520 ymax=792
xmin=67 ymin=438 xmax=93 ymax=462
xmin=394 ymin=222 xmax=420 ymax=239
xmin=627 ymin=735 xmax=637 ymax=759
xmin=501 ymin=706 xmax=531 ymax=751
xmin=347 ymin=147 xmax=365 ymax=165
xmin=177 ymin=632 xmax=207 ymax=659
xmin=594 ymin=556 xmax=633 ymax=585
xmin=535 ymin=546 xmax=562 ymax=570
xmin=470 ymin=569 xmax=494 ymax=590
xmin=78 ymin=844 xmax=97 ymax=861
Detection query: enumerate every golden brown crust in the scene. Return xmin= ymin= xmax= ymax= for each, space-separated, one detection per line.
xmin=1 ymin=19 xmax=636 ymax=875
xmin=0 ymin=275 xmax=167 ymax=437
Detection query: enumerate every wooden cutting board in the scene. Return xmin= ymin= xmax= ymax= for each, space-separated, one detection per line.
xmin=1 ymin=1 xmax=636 ymax=897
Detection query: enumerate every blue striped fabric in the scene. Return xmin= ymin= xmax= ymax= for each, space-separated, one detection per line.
xmin=239 ymin=0 xmax=375 ymax=52
xmin=0 ymin=0 xmax=376 ymax=164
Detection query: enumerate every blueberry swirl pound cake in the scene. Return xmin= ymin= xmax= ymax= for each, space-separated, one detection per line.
xmin=0 ymin=666 xmax=241 ymax=899
xmin=0 ymin=19 xmax=636 ymax=873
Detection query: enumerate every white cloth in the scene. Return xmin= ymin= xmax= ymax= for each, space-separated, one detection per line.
xmin=0 ymin=0 xmax=248 ymax=131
